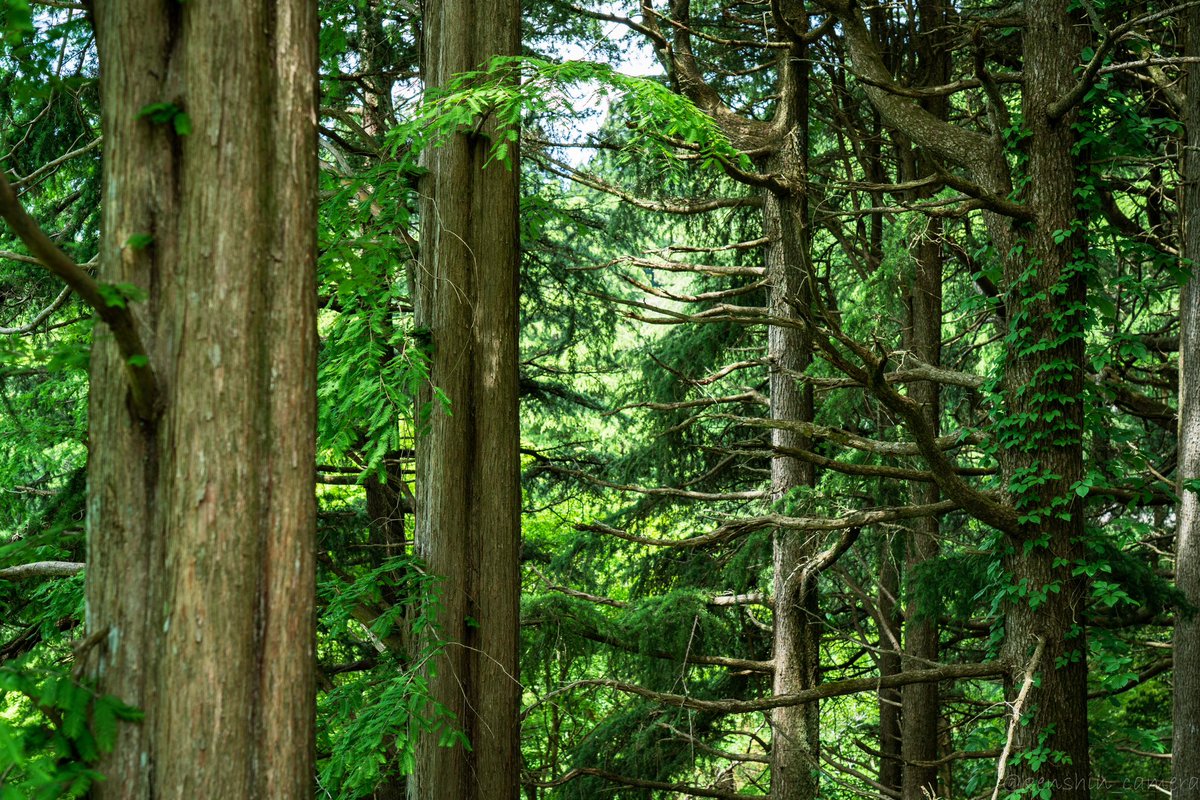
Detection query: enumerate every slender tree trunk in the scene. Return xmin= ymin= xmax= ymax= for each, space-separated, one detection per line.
xmin=411 ymin=0 xmax=521 ymax=796
xmin=84 ymin=1 xmax=318 ymax=797
xmin=877 ymin=537 xmax=903 ymax=795
xmin=767 ymin=17 xmax=820 ymax=798
xmin=900 ymin=222 xmax=942 ymax=800
xmin=900 ymin=5 xmax=948 ymax=797
xmin=1174 ymin=2 xmax=1200 ymax=793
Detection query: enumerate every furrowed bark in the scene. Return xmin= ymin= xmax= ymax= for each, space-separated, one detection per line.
xmin=997 ymin=2 xmax=1091 ymax=796
xmin=767 ymin=6 xmax=821 ymax=798
xmin=85 ymin=1 xmax=318 ymax=796
xmin=901 ymin=4 xmax=949 ymax=797
xmin=411 ymin=0 xmax=522 ymax=796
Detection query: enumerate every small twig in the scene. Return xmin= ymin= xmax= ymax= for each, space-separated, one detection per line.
xmin=991 ymin=636 xmax=1047 ymax=800
xmin=71 ymin=625 xmax=109 ymax=679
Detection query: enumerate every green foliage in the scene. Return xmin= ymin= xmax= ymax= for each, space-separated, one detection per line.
xmin=93 ymin=283 xmax=145 ymax=311
xmin=0 ymin=1 xmax=32 ymax=48
xmin=386 ymin=56 xmax=752 ymax=175
xmin=316 ymin=556 xmax=458 ymax=798
xmin=135 ymin=102 xmax=191 ymax=136
xmin=0 ymin=661 xmax=141 ymax=799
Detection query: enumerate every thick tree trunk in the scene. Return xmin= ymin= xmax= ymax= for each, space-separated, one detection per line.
xmin=84 ymin=1 xmax=318 ymax=797
xmin=1174 ymin=2 xmax=1200 ymax=793
xmin=997 ymin=2 xmax=1090 ymax=797
xmin=411 ymin=0 xmax=521 ymax=797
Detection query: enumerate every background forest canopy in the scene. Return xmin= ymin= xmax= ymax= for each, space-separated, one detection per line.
xmin=0 ymin=0 xmax=1198 ymax=799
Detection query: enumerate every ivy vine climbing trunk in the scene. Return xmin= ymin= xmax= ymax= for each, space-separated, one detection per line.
xmin=83 ymin=1 xmax=318 ymax=797
xmin=996 ymin=2 xmax=1091 ymax=795
xmin=813 ymin=0 xmax=1092 ymax=795
xmin=411 ymin=0 xmax=521 ymax=796
xmin=1174 ymin=0 xmax=1200 ymax=791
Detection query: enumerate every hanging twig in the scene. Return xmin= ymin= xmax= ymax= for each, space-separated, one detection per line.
xmin=991 ymin=636 xmax=1047 ymax=800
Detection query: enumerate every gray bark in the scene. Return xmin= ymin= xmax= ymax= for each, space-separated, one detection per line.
xmin=1174 ymin=1 xmax=1200 ymax=793
xmin=767 ymin=17 xmax=820 ymax=798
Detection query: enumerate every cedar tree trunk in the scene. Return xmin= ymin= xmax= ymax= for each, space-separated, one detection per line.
xmin=84 ymin=1 xmax=318 ymax=797
xmin=410 ymin=0 xmax=522 ymax=796
xmin=767 ymin=24 xmax=820 ymax=800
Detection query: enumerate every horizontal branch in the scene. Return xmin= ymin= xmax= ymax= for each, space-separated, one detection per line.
xmin=548 ymin=660 xmax=1005 ymax=713
xmin=531 ymin=766 xmax=759 ymax=800
xmin=0 ymin=170 xmax=159 ymax=421
xmin=720 ymin=415 xmax=979 ymax=457
xmin=543 ymin=159 xmax=761 ymax=214
xmin=579 ymin=500 xmax=958 ymax=549
xmin=0 ymin=561 xmax=85 ymax=580
xmin=10 ymin=138 xmax=101 ymax=190
xmin=0 ymin=284 xmax=71 ymax=335
xmin=537 ymin=463 xmax=767 ymax=502
xmin=605 ymin=390 xmax=768 ymax=415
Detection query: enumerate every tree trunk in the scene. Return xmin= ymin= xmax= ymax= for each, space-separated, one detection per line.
xmin=767 ymin=19 xmax=820 ymax=798
xmin=767 ymin=187 xmax=819 ymax=800
xmin=877 ymin=537 xmax=903 ymax=795
xmin=900 ymin=223 xmax=942 ymax=800
xmin=84 ymin=1 xmax=318 ymax=797
xmin=410 ymin=0 xmax=521 ymax=796
xmin=1174 ymin=1 xmax=1200 ymax=792
xmin=997 ymin=1 xmax=1090 ymax=796
xmin=900 ymin=4 xmax=949 ymax=796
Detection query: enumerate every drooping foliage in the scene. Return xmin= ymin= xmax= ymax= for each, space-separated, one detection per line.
xmin=0 ymin=1 xmax=1195 ymax=799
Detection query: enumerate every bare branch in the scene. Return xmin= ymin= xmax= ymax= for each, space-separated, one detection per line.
xmin=0 ymin=284 xmax=71 ymax=335
xmin=543 ymin=158 xmax=761 ymax=214
xmin=531 ymin=767 xmax=759 ymax=800
xmin=0 ymin=561 xmax=85 ymax=580
xmin=543 ymin=660 xmax=1006 ymax=714
xmin=0 ymin=170 xmax=159 ymax=421
xmin=991 ymin=637 xmax=1046 ymax=800
xmin=579 ymin=500 xmax=959 ymax=549
xmin=10 ymin=138 xmax=101 ymax=191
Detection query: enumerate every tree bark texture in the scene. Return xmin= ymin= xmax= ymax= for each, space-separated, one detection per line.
xmin=1174 ymin=2 xmax=1200 ymax=795
xmin=767 ymin=19 xmax=820 ymax=799
xmin=998 ymin=1 xmax=1091 ymax=796
xmin=900 ymin=4 xmax=948 ymax=797
xmin=899 ymin=224 xmax=942 ymax=800
xmin=84 ymin=1 xmax=318 ymax=798
xmin=412 ymin=0 xmax=522 ymax=797
xmin=877 ymin=536 xmax=903 ymax=795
